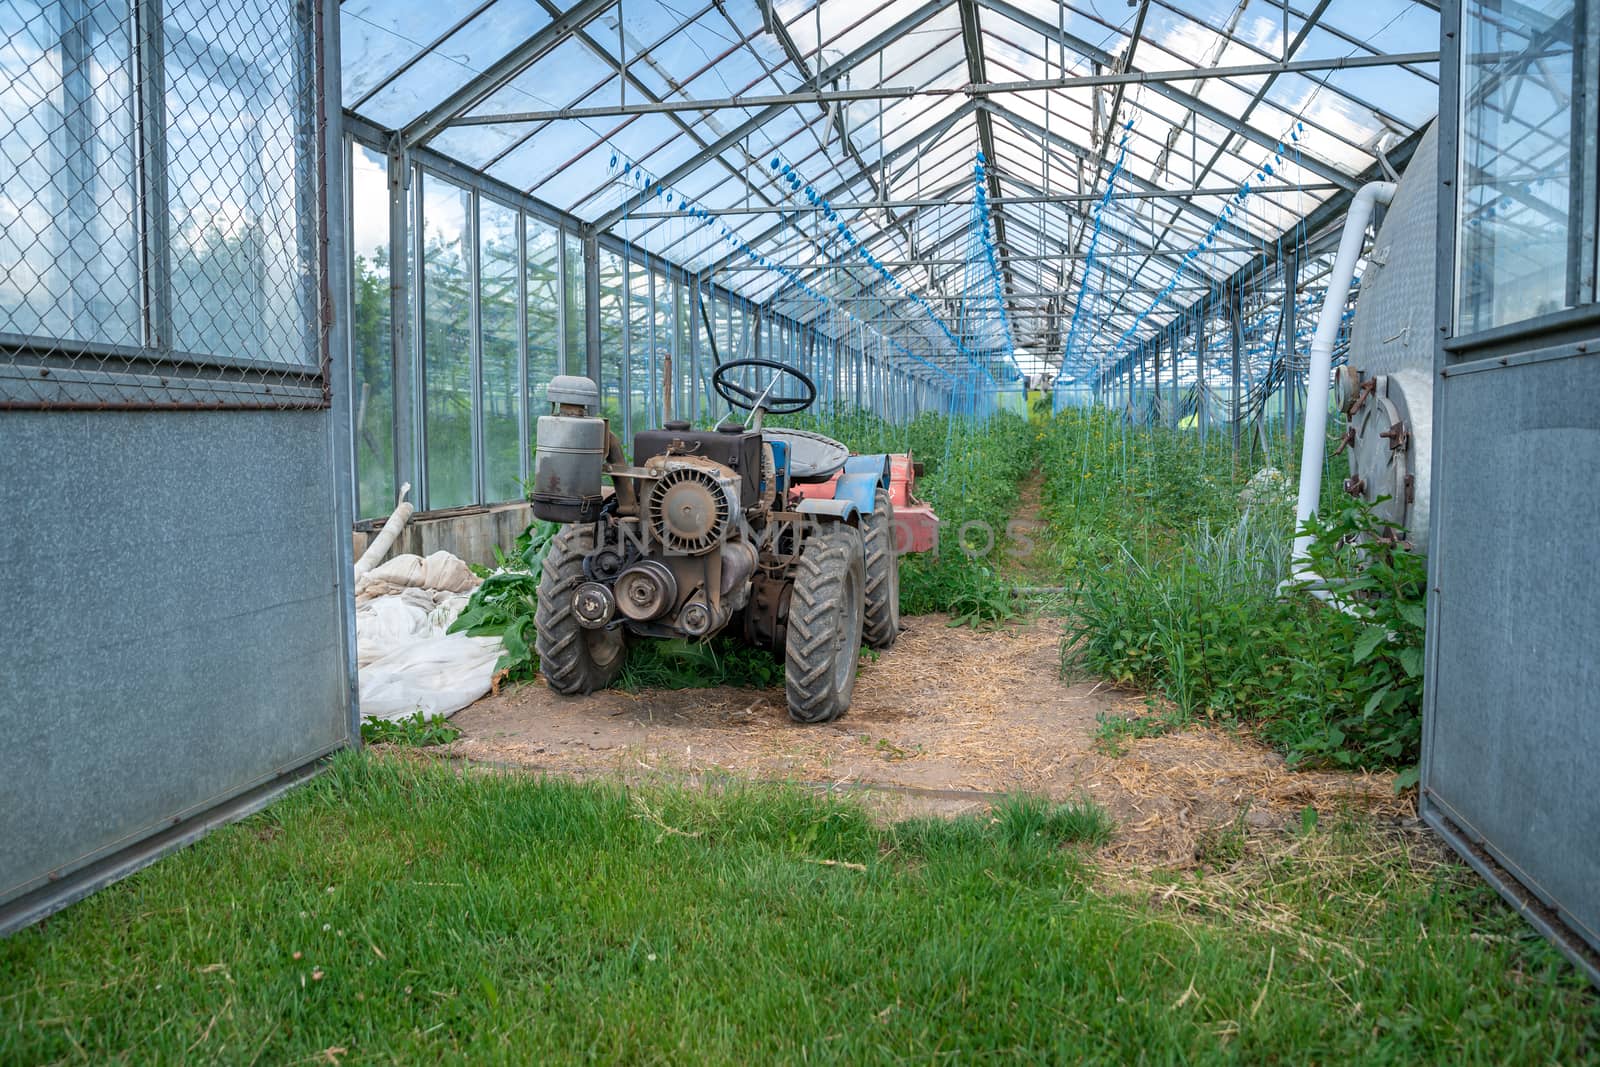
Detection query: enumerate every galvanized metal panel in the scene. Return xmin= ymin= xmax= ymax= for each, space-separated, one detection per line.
xmin=1423 ymin=346 xmax=1600 ymax=979
xmin=0 ymin=410 xmax=354 ymax=929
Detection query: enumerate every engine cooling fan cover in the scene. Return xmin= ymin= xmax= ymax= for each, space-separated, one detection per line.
xmin=646 ymin=462 xmax=740 ymax=554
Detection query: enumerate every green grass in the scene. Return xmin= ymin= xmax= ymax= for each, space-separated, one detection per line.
xmin=3 ymin=755 xmax=1595 ymax=1063
xmin=1094 ymin=708 xmax=1180 ymax=756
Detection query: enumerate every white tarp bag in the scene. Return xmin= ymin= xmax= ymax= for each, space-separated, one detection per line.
xmin=354 ymin=553 xmax=504 ymax=722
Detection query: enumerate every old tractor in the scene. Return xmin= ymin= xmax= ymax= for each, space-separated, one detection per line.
xmin=528 ymin=358 xmax=929 ymax=723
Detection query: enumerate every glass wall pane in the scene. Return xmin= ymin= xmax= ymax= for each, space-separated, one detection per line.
xmin=421 ymin=173 xmax=474 ymax=510
xmin=729 ymin=302 xmax=745 ymax=359
xmin=598 ymin=249 xmax=625 ymax=431
xmin=166 ymin=0 xmax=314 ymax=365
xmin=563 ymin=231 xmax=586 ymax=374
xmin=628 ymin=260 xmax=651 ymax=435
xmin=526 ymin=215 xmax=560 ymax=411
xmin=480 ymin=197 xmax=521 ymax=503
xmin=1457 ymin=0 xmax=1593 ymax=332
xmin=0 ymin=0 xmax=140 ymax=346
xmin=350 ymin=143 xmax=394 ymax=519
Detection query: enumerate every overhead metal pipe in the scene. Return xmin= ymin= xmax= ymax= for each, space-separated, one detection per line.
xmin=447 ymin=51 xmax=1439 ymax=125
xmin=614 ymin=183 xmax=1340 ymax=218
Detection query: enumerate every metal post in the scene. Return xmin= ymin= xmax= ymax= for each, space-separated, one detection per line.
xmin=1229 ymin=287 xmax=1242 ymax=459
xmin=1152 ymin=336 xmax=1160 ymax=424
xmin=134 ymin=0 xmax=170 ymax=354
xmin=1197 ymin=308 xmax=1207 ymax=446
xmin=386 ymin=143 xmax=415 ymax=504
xmin=583 ymin=231 xmax=600 ymax=383
xmin=1170 ymin=323 xmax=1179 ymax=427
xmin=1282 ymin=248 xmax=1298 ymax=447
xmin=467 ymin=189 xmax=484 ymax=505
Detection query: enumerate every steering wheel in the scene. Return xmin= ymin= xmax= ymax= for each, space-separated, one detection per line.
xmin=712 ymin=358 xmax=816 ymax=415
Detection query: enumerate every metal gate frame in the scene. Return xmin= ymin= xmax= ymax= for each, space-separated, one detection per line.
xmin=1423 ymin=0 xmax=1600 ymax=986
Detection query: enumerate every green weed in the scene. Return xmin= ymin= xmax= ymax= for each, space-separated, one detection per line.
xmin=1042 ymin=410 xmax=1428 ymax=772
xmin=1094 ymin=709 xmax=1178 ymax=756
xmin=619 ymin=636 xmax=785 ymax=690
xmin=359 ymin=711 xmax=462 ymax=747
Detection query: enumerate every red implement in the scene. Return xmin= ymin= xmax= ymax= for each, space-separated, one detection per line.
xmin=789 ymin=453 xmax=940 ymax=554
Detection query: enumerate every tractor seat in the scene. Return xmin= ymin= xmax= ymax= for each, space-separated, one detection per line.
xmin=764 ymin=428 xmax=850 ymax=483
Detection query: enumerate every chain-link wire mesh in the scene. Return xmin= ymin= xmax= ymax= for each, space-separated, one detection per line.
xmin=1 ymin=0 xmax=328 ymax=409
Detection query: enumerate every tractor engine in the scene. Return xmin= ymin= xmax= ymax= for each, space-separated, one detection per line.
xmin=534 ymin=397 xmax=767 ymax=645
xmin=602 ymin=450 xmax=760 ymax=640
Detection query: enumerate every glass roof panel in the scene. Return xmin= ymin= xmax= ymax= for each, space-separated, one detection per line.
xmin=343 ymin=0 xmax=1440 ymax=372
xmin=353 ymin=0 xmax=555 ymax=131
xmin=466 ymin=37 xmax=612 ymax=119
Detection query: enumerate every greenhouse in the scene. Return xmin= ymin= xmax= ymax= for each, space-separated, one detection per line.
xmin=3 ymin=0 xmax=1598 ymax=1057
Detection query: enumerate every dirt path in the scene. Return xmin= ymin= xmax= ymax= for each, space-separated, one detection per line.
xmin=440 ymin=473 xmax=1407 ymax=867
xmin=446 ymin=610 xmax=1406 ymax=866
xmin=1004 ymin=467 xmax=1057 ymax=585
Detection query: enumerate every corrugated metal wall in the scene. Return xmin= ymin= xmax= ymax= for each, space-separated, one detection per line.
xmin=0 ymin=410 xmax=355 ymax=931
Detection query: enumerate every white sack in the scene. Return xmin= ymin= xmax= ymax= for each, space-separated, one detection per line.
xmin=355 ymin=550 xmax=480 ymax=603
xmin=358 ymin=630 xmax=503 ymax=721
xmin=354 ymin=551 xmax=502 ymax=722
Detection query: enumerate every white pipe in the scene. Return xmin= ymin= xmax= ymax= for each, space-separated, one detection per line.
xmin=354 ymin=483 xmax=413 ymax=577
xmin=1290 ymin=180 xmax=1396 ymax=574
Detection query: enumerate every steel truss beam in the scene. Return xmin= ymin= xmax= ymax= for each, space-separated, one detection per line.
xmin=694 ymin=102 xmax=981 ymax=277
xmin=1093 ymin=125 xmax=1424 ymax=386
xmin=977 ymin=101 xmax=1260 ymax=246
xmin=958 ymin=0 xmax=1018 ymax=315
xmin=715 ymin=244 xmax=1267 ymax=267
xmin=972 ymin=0 xmax=1359 ymax=191
xmin=449 ymin=50 xmax=1436 ymax=126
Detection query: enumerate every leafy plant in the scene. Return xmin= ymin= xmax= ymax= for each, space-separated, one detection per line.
xmin=1093 ymin=709 xmax=1176 ymax=756
xmin=1044 ymin=403 xmax=1428 ymax=772
xmin=1283 ymin=500 xmax=1428 ymax=771
xmin=360 ymin=710 xmax=462 ymax=747
xmin=449 ymin=521 xmax=561 ymax=680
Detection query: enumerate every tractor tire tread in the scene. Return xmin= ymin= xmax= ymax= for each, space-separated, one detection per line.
xmin=861 ymin=487 xmax=900 ymax=649
xmin=536 ymin=525 xmax=627 ymax=694
xmin=785 ymin=524 xmax=864 ymax=723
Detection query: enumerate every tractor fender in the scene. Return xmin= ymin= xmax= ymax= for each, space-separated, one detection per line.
xmin=795 ymin=497 xmax=859 ymax=523
xmin=842 ymin=453 xmax=891 ymax=488
xmin=831 ymin=470 xmax=883 ymax=514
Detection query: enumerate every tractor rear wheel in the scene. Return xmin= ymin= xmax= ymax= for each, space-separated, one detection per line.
xmin=536 ymin=525 xmax=628 ymax=694
xmin=861 ymin=488 xmax=900 ymax=649
xmin=785 ymin=523 xmax=865 ymax=723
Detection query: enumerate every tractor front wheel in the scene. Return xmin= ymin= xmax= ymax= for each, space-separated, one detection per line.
xmin=785 ymin=523 xmax=865 ymax=723
xmin=861 ymin=487 xmax=900 ymax=649
xmin=536 ymin=525 xmax=629 ymax=694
